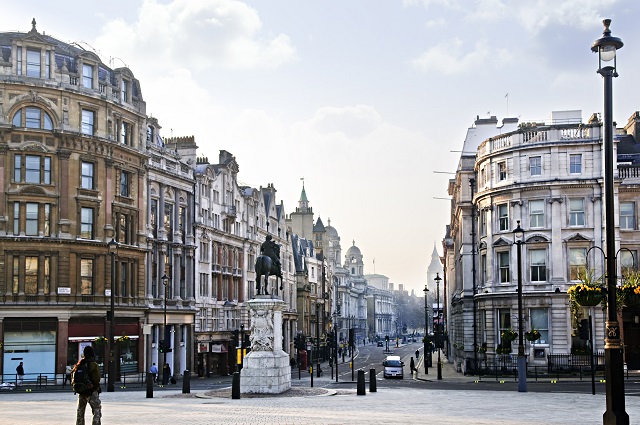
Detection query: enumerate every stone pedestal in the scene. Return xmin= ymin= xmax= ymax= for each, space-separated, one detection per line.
xmin=240 ymin=296 xmax=291 ymax=394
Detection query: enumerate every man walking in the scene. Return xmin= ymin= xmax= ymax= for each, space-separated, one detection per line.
xmin=74 ymin=345 xmax=101 ymax=425
xmin=150 ymin=363 xmax=158 ymax=383
xmin=16 ymin=362 xmax=25 ymax=386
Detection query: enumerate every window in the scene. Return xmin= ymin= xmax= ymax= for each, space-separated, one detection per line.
xmin=530 ymin=249 xmax=547 ymax=282
xmin=12 ymin=107 xmax=53 ymax=130
xmin=498 ymin=251 xmax=510 ymax=283
xmin=81 ymin=109 xmax=95 ymax=135
xmin=12 ymin=257 xmax=18 ymax=294
xmin=26 ymin=202 xmax=38 ymax=236
xmin=164 ymin=203 xmax=174 ymax=235
xmin=200 ymin=241 xmax=209 ymax=262
xmin=122 ymin=79 xmax=129 ymax=102
xmin=620 ymin=202 xmax=635 ymax=230
xmin=120 ymin=261 xmax=128 ymax=297
xmin=569 ymin=198 xmax=585 ymax=226
xmin=620 ymin=250 xmax=636 ymax=274
xmin=529 ymin=200 xmax=545 ymax=228
xmin=82 ymin=64 xmax=93 ymax=89
xmin=80 ymin=207 xmax=94 ymax=239
xmin=569 ymin=248 xmax=587 ymax=281
xmin=81 ymin=162 xmax=94 ymax=189
xmin=80 ymin=259 xmax=94 ymax=295
xmin=199 ymin=273 xmax=209 ymax=298
xmin=498 ymin=308 xmax=512 ymax=345
xmin=150 ymin=199 xmax=158 ymax=237
xmin=115 ymin=212 xmax=131 ymax=244
xmin=498 ymin=162 xmax=507 ymax=181
xmin=13 ymin=154 xmax=51 ymax=184
xmin=498 ymin=204 xmax=509 ymax=231
xmin=569 ymin=154 xmax=582 ymax=174
xmin=120 ymin=121 xmax=131 ymax=145
xmin=44 ymin=204 xmax=51 ymax=237
xmin=120 ymin=171 xmax=130 ymax=197
xmin=481 ymin=254 xmax=487 ymax=287
xmin=530 ymin=156 xmax=541 ymax=176
xmin=25 ymin=256 xmax=38 ymax=295
xmin=26 ymin=49 xmax=40 ymax=78
xmin=13 ymin=203 xmax=19 ymax=235
xmin=16 ymin=47 xmax=22 ymax=76
xmin=530 ymin=308 xmax=549 ymax=344
xmin=480 ymin=210 xmax=487 ymax=236
xmin=45 ymin=50 xmax=50 ymax=79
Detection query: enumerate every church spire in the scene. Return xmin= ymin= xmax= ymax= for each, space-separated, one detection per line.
xmin=298 ymin=178 xmax=309 ymax=212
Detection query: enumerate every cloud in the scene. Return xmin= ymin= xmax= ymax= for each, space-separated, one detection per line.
xmin=411 ymin=37 xmax=512 ymax=75
xmin=93 ymin=0 xmax=296 ymax=72
xmin=302 ymin=105 xmax=383 ymax=140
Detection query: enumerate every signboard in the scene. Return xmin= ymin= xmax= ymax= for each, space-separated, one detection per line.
xmin=105 ymin=289 xmax=111 ymax=296
xmin=306 ymin=343 xmax=312 ymax=351
xmin=198 ymin=343 xmax=209 ymax=353
xmin=57 ymin=287 xmax=71 ymax=295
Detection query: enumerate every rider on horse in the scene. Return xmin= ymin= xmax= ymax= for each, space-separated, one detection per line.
xmin=260 ymin=235 xmax=282 ymax=277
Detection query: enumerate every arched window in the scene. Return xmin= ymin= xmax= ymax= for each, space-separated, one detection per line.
xmin=12 ymin=106 xmax=53 ymax=130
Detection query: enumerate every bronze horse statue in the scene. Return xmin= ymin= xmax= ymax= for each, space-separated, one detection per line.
xmin=254 ymin=255 xmax=283 ymax=296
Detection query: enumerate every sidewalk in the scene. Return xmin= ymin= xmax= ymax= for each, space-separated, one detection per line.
xmin=1 ymin=377 xmax=639 ymax=424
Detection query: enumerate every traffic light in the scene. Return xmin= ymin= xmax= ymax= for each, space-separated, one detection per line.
xmin=327 ymin=332 xmax=334 ymax=347
xmin=294 ymin=335 xmax=305 ymax=350
xmin=158 ymin=340 xmax=172 ymax=353
xmin=348 ymin=328 xmax=355 ymax=348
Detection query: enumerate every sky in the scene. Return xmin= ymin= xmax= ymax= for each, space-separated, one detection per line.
xmin=5 ymin=0 xmax=640 ymax=294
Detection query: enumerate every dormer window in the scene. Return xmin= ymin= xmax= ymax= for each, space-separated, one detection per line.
xmin=122 ymin=79 xmax=129 ymax=103
xmin=26 ymin=49 xmax=40 ymax=77
xmin=82 ymin=64 xmax=94 ymax=89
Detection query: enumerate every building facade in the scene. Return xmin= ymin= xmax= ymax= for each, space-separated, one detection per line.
xmin=445 ymin=110 xmax=640 ymax=372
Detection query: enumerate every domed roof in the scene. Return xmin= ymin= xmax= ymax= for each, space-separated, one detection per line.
xmin=325 ymin=218 xmax=339 ymax=240
xmin=346 ymin=243 xmax=362 ymax=258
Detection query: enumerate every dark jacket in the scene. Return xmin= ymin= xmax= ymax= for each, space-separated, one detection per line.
xmin=74 ymin=358 xmax=101 ymax=393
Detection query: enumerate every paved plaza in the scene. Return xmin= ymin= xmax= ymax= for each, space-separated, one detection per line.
xmin=1 ymin=383 xmax=640 ymax=425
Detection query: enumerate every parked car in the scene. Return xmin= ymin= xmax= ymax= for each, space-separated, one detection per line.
xmin=377 ymin=341 xmax=384 ymax=347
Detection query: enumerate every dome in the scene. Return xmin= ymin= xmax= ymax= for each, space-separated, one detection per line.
xmin=325 ymin=225 xmax=339 ymax=240
xmin=346 ymin=244 xmax=362 ymax=258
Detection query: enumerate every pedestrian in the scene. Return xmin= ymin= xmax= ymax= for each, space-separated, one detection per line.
xmin=64 ymin=363 xmax=74 ymax=388
xmin=162 ymin=363 xmax=171 ymax=385
xmin=415 ymin=349 xmax=420 ymax=361
xmin=150 ymin=363 xmax=158 ymax=383
xmin=410 ymin=357 xmax=416 ymax=376
xmin=74 ymin=345 xmax=101 ymax=425
xmin=16 ymin=362 xmax=25 ymax=386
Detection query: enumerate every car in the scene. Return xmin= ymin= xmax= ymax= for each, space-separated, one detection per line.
xmin=382 ymin=355 xmax=404 ymax=379
xmin=377 ymin=341 xmax=384 ymax=347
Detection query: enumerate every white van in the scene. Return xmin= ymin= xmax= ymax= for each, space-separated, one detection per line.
xmin=382 ymin=355 xmax=404 ymax=379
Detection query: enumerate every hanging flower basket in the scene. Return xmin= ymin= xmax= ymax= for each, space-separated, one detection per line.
xmin=116 ymin=335 xmax=130 ymax=348
xmin=496 ymin=346 xmax=512 ymax=355
xmin=93 ymin=336 xmax=108 ymax=348
xmin=500 ymin=328 xmax=517 ymax=343
xmin=525 ymin=329 xmax=541 ymax=342
xmin=620 ymin=272 xmax=640 ymax=307
xmin=568 ymin=283 xmax=605 ymax=307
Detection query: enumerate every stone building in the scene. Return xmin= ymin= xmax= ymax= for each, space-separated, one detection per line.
xmin=0 ymin=20 xmax=151 ymax=379
xmin=445 ymin=110 xmax=640 ymax=373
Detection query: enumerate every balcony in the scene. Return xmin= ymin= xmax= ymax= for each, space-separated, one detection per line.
xmin=223 ymin=205 xmax=237 ymax=219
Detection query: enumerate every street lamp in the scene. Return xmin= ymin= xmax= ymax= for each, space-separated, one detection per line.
xmin=423 ymin=284 xmax=429 ymax=374
xmin=107 ymin=238 xmax=118 ymax=392
xmin=434 ymin=273 xmax=442 ymax=380
xmin=161 ymin=273 xmax=169 ymax=384
xmin=513 ymin=221 xmax=526 ymax=393
xmin=592 ymin=19 xmax=628 ymax=424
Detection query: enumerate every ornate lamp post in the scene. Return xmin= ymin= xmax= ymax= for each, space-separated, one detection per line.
xmin=592 ymin=19 xmax=628 ymax=424
xmin=107 ymin=238 xmax=118 ymax=392
xmin=513 ymin=221 xmax=526 ymax=393
xmin=434 ymin=273 xmax=442 ymax=380
xmin=423 ymin=284 xmax=429 ymax=374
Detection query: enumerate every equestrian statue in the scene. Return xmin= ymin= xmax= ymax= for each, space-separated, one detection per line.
xmin=255 ymin=235 xmax=283 ymax=296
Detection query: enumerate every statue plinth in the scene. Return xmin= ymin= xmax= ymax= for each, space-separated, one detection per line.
xmin=240 ymin=296 xmax=291 ymax=394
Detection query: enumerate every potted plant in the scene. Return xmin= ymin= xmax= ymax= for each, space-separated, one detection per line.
xmin=93 ymin=336 xmax=108 ymax=348
xmin=525 ymin=329 xmax=541 ymax=342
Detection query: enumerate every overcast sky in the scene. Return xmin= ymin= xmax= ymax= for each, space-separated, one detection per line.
xmin=5 ymin=0 xmax=640 ymax=294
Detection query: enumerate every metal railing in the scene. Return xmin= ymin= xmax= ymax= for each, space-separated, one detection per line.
xmin=0 ymin=372 xmax=151 ymax=390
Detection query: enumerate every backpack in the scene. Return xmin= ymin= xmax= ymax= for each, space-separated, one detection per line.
xmin=71 ymin=360 xmax=93 ymax=394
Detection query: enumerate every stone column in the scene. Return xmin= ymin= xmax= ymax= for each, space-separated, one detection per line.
xmin=240 ymin=296 xmax=291 ymax=394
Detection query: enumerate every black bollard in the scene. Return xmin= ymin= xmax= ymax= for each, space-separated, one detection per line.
xmin=357 ymin=370 xmax=366 ymax=395
xmin=369 ymin=368 xmax=377 ymax=393
xmin=182 ymin=370 xmax=190 ymax=394
xmin=146 ymin=373 xmax=153 ymax=398
xmin=231 ymin=372 xmax=241 ymax=399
